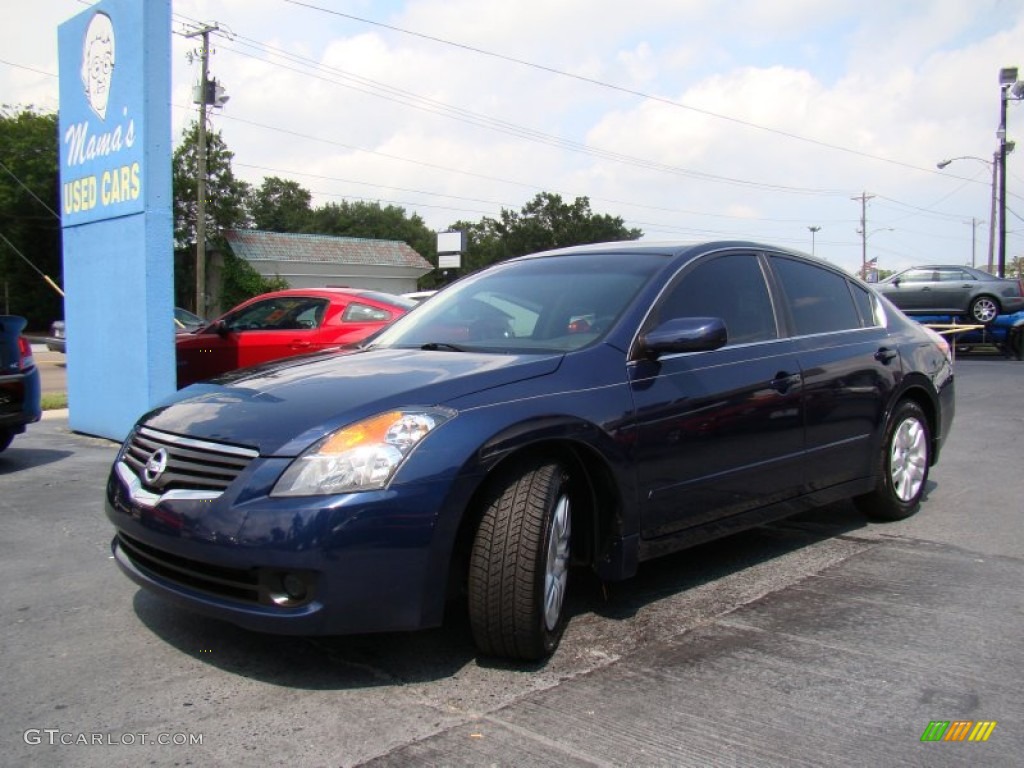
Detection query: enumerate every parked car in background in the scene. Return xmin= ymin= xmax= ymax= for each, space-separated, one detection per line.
xmin=106 ymin=241 xmax=954 ymax=661
xmin=46 ymin=320 xmax=65 ymax=353
xmin=47 ymin=307 xmax=209 ymax=355
xmin=913 ymin=311 xmax=1024 ymax=360
xmin=175 ymin=287 xmax=414 ymax=387
xmin=0 ymin=315 xmax=42 ymax=453
xmin=174 ymin=307 xmax=206 ymax=332
xmin=875 ymin=265 xmax=1024 ymax=323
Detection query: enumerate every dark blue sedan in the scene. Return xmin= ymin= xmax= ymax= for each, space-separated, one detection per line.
xmin=1 ymin=315 xmax=42 ymax=453
xmin=106 ymin=242 xmax=955 ymax=660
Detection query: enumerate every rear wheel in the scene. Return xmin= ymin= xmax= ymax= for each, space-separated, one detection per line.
xmin=468 ymin=459 xmax=572 ymax=661
xmin=969 ymin=295 xmax=1000 ymax=324
xmin=0 ymin=430 xmax=13 ymax=453
xmin=855 ymin=400 xmax=930 ymax=521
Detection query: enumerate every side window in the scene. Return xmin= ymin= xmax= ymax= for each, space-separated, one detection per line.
xmin=343 ymin=302 xmax=392 ymax=323
xmin=656 ymin=253 xmax=777 ymax=345
xmin=850 ymin=282 xmax=881 ymax=328
xmin=771 ymin=256 xmax=862 ymax=335
xmin=900 ymin=269 xmax=936 ymax=283
xmin=936 ymin=268 xmax=970 ymax=282
xmin=226 ymin=298 xmax=327 ymax=331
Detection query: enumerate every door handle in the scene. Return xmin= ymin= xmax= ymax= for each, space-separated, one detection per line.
xmin=875 ymin=347 xmax=898 ymax=364
xmin=290 ymin=340 xmax=312 ymax=350
xmin=770 ymin=371 xmax=801 ymax=394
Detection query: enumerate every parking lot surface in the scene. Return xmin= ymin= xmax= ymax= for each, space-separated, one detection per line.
xmin=1 ymin=358 xmax=1022 ymax=766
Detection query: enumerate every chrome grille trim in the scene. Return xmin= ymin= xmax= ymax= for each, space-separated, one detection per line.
xmin=121 ymin=426 xmax=259 ymax=499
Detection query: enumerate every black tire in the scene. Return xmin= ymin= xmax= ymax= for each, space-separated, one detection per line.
xmin=855 ymin=400 xmax=931 ymax=521
xmin=0 ymin=430 xmax=13 ymax=453
xmin=968 ymin=295 xmax=1000 ymax=324
xmin=468 ymin=459 xmax=572 ymax=661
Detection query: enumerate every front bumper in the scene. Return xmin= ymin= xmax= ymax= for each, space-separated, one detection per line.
xmin=105 ymin=457 xmax=456 ymax=636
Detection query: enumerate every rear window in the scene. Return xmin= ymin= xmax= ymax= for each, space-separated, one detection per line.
xmin=771 ymin=256 xmax=862 ymax=335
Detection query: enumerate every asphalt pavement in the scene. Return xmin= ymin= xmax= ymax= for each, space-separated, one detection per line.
xmin=1 ymin=356 xmax=1022 ymax=767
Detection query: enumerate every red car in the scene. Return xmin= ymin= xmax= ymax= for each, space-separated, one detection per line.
xmin=176 ymin=288 xmax=414 ymax=388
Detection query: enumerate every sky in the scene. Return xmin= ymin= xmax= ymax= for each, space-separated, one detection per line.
xmin=3 ymin=0 xmax=1024 ymax=278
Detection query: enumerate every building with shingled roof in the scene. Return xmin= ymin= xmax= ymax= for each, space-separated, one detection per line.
xmin=223 ymin=229 xmax=434 ymax=297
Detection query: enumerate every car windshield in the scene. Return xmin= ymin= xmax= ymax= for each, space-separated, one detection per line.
xmin=370 ymin=251 xmax=665 ymax=353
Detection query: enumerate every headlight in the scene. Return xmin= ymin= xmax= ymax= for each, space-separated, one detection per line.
xmin=271 ymin=408 xmax=455 ymax=497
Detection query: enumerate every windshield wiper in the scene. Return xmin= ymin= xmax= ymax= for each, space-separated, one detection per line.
xmin=420 ymin=342 xmax=467 ymax=352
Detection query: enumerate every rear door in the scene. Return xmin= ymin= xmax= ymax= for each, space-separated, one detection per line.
xmin=768 ymin=255 xmax=901 ymax=488
xmin=630 ymin=251 xmax=806 ymax=539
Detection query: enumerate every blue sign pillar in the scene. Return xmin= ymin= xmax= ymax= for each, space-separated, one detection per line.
xmin=58 ymin=0 xmax=175 ymax=440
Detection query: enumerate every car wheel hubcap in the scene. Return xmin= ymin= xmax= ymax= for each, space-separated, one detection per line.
xmin=890 ymin=417 xmax=927 ymax=502
xmin=974 ymin=300 xmax=997 ymax=322
xmin=543 ymin=494 xmax=571 ymax=632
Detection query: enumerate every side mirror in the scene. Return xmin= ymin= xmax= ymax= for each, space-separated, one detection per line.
xmin=639 ymin=317 xmax=728 ymax=360
xmin=892 ymin=276 xmax=901 ymax=286
xmin=213 ymin=320 xmax=230 ymax=337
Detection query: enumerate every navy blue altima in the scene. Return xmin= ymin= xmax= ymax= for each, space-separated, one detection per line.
xmin=106 ymin=241 xmax=955 ymax=660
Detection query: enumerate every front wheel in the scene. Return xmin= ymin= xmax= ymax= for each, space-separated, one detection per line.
xmin=855 ymin=400 xmax=931 ymax=521
xmin=0 ymin=430 xmax=13 ymax=453
xmin=969 ymin=295 xmax=1000 ymax=324
xmin=468 ymin=459 xmax=573 ymax=661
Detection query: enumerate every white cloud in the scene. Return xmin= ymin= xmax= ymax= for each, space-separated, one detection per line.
xmin=4 ymin=0 xmax=1024 ymax=274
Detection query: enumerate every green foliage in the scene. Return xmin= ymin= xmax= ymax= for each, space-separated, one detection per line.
xmin=306 ymin=200 xmax=436 ymax=261
xmin=172 ymin=121 xmax=251 ymax=250
xmin=219 ymin=251 xmax=288 ymax=311
xmin=250 ymin=176 xmax=312 ymax=232
xmin=426 ymin=193 xmax=643 ymax=287
xmin=0 ymin=107 xmax=62 ymax=330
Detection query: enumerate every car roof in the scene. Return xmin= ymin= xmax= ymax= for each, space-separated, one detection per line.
xmin=519 ymin=239 xmax=811 ymax=260
xmin=245 ymin=287 xmax=413 ymax=307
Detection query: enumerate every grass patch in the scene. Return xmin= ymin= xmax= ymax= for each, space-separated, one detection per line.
xmin=41 ymin=392 xmax=68 ymax=411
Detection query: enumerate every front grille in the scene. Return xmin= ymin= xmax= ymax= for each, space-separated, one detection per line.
xmin=123 ymin=426 xmax=258 ymax=494
xmin=117 ymin=532 xmax=262 ymax=604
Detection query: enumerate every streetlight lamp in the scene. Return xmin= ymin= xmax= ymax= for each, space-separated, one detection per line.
xmin=998 ymin=66 xmax=1024 ymax=278
xmin=937 ymin=154 xmax=998 ymax=272
xmin=807 ymin=225 xmax=821 ymax=257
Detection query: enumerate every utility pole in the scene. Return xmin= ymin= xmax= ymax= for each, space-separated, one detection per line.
xmin=184 ymin=24 xmax=219 ymax=318
xmin=852 ymin=192 xmax=875 ymax=279
xmin=988 ymin=151 xmax=998 ymax=274
xmin=968 ymin=217 xmax=978 ymax=269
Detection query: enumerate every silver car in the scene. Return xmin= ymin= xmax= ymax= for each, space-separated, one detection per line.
xmin=875 ymin=265 xmax=1024 ymax=323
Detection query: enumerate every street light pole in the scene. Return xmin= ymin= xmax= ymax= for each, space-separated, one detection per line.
xmin=998 ymin=67 xmax=1024 ymax=279
xmin=936 ymin=153 xmax=999 ymax=273
xmin=808 ymin=225 xmax=821 ymax=257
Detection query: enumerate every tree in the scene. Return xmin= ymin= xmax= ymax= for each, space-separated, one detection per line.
xmin=172 ymin=121 xmax=251 ymax=250
xmin=249 ymin=176 xmax=312 ymax=232
xmin=172 ymin=122 xmax=266 ymax=311
xmin=433 ymin=193 xmax=642 ymax=286
xmin=307 ymin=199 xmax=436 ymax=264
xmin=0 ymin=107 xmax=62 ymax=330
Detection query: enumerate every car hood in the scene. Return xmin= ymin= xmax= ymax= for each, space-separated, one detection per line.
xmin=140 ymin=346 xmax=564 ymax=455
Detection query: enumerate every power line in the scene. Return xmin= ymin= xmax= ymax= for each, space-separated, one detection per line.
xmin=281 ymin=0 xmax=954 ymax=179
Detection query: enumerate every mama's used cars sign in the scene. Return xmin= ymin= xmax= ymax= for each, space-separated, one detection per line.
xmin=57 ymin=0 xmax=174 ymax=441
xmin=58 ymin=2 xmax=146 ymax=224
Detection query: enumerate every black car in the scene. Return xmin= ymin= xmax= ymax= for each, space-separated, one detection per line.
xmin=106 ymin=242 xmax=955 ymax=661
xmin=1 ymin=315 xmax=42 ymax=453
xmin=875 ymin=265 xmax=1024 ymax=323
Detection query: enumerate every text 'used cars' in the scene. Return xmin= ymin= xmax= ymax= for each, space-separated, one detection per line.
xmin=106 ymin=242 xmax=955 ymax=661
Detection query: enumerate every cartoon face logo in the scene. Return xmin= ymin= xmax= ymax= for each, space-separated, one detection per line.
xmin=80 ymin=12 xmax=115 ymax=120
